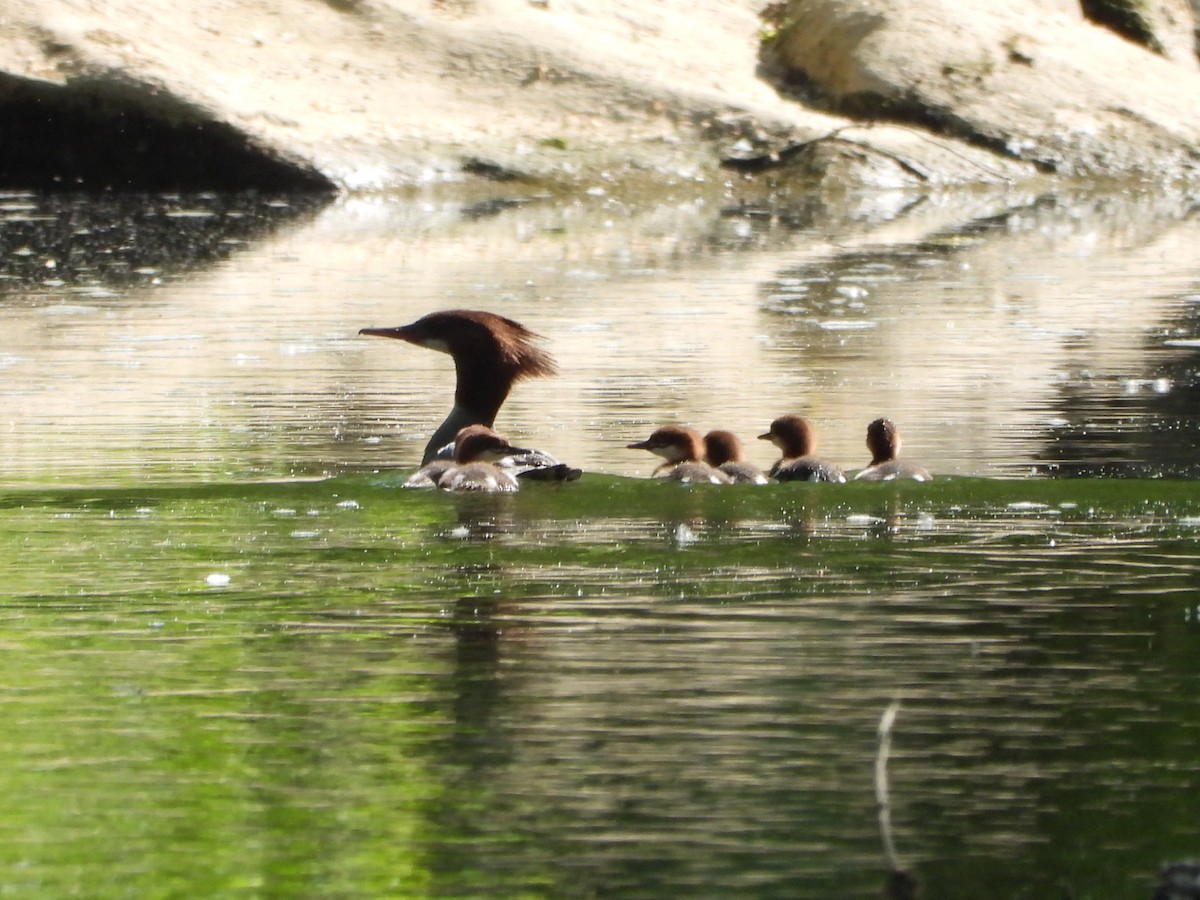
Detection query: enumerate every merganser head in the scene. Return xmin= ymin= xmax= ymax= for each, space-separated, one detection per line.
xmin=627 ymin=425 xmax=705 ymax=464
xmin=758 ymin=415 xmax=817 ymax=458
xmin=866 ymin=418 xmax=900 ymax=464
xmin=360 ymin=310 xmax=556 ymax=383
xmin=452 ymin=424 xmax=530 ymax=464
xmin=702 ymin=430 xmax=746 ymax=467
xmin=360 ymin=309 xmax=557 ymax=464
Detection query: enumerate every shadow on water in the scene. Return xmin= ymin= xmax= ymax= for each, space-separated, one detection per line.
xmin=1036 ymin=299 xmax=1200 ymax=478
xmin=0 ymin=191 xmax=330 ymax=289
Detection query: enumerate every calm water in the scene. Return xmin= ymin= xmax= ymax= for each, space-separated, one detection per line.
xmin=1 ymin=187 xmax=1199 ymax=898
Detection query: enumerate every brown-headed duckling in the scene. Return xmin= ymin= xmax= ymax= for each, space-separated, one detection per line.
xmin=703 ymin=430 xmax=768 ymax=484
xmin=628 ymin=425 xmax=733 ymax=484
xmin=854 ymin=418 xmax=932 ymax=482
xmin=409 ymin=424 xmax=530 ymax=493
xmin=758 ymin=415 xmax=846 ymax=483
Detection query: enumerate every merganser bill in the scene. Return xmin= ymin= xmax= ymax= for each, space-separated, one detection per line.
xmin=702 ymin=430 xmax=769 ymax=484
xmin=758 ymin=415 xmax=846 ymax=483
xmin=627 ymin=425 xmax=733 ymax=484
xmin=360 ymin=309 xmax=579 ymax=481
xmin=854 ymin=418 xmax=932 ymax=482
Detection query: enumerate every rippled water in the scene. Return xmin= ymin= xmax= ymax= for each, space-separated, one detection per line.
xmin=1 ymin=188 xmax=1199 ymax=898
xmin=3 ymin=186 xmax=1200 ymax=485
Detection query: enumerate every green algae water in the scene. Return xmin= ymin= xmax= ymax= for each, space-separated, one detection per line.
xmin=4 ymin=187 xmax=1200 ymax=898
xmin=2 ymin=475 xmax=1198 ymax=899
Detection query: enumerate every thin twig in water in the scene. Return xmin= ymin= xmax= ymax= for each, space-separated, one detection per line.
xmin=875 ymin=700 xmax=902 ymax=871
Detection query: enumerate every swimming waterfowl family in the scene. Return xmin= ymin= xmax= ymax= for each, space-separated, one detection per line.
xmin=360 ymin=309 xmax=932 ymax=487
xmin=758 ymin=415 xmax=846 ymax=483
xmin=627 ymin=425 xmax=733 ymax=484
xmin=854 ymin=418 xmax=932 ymax=482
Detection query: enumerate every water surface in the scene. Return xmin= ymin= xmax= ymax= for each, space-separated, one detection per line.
xmin=1 ymin=187 xmax=1199 ymax=898
xmin=3 ymin=187 xmax=1200 ymax=484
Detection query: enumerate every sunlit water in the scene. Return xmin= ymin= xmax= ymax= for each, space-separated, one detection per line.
xmin=3 ymin=187 xmax=1200 ymax=484
xmin=1 ymin=188 xmax=1199 ymax=898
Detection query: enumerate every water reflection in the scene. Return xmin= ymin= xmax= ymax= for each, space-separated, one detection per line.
xmin=0 ymin=476 xmax=1198 ymax=897
xmin=1037 ymin=297 xmax=1200 ymax=477
xmin=0 ymin=191 xmax=328 ymax=288
xmin=3 ymin=185 xmax=1200 ymax=898
xmin=0 ymin=172 xmax=1195 ymax=897
xmin=1 ymin=186 xmax=1200 ymax=483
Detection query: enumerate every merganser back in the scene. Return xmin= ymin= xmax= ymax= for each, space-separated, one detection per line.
xmin=758 ymin=415 xmax=846 ymax=483
xmin=627 ymin=425 xmax=733 ymax=484
xmin=702 ymin=430 xmax=768 ymax=485
xmin=854 ymin=418 xmax=932 ymax=482
xmin=360 ymin=309 xmax=578 ymax=480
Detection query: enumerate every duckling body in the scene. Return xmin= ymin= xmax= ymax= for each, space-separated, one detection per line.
xmin=439 ymin=461 xmax=521 ymax=493
xmin=432 ymin=424 xmax=530 ymax=493
xmin=403 ymin=459 xmax=454 ymax=489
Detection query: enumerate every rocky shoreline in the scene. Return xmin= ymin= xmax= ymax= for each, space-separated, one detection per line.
xmin=1 ymin=1 xmax=1198 ymax=194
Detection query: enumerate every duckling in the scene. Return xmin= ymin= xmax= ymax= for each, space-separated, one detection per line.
xmin=628 ymin=425 xmax=733 ymax=484
xmin=431 ymin=424 xmax=532 ymax=493
xmin=703 ymin=430 xmax=768 ymax=484
xmin=854 ymin=418 xmax=932 ymax=482
xmin=758 ymin=415 xmax=845 ymax=483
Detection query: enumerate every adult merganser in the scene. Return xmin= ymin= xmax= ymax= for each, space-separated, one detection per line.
xmin=854 ymin=418 xmax=932 ymax=482
xmin=703 ymin=430 xmax=768 ymax=484
xmin=627 ymin=425 xmax=733 ymax=484
xmin=360 ymin=309 xmax=579 ymax=480
xmin=758 ymin=415 xmax=846 ymax=483
xmin=419 ymin=424 xmax=530 ymax=493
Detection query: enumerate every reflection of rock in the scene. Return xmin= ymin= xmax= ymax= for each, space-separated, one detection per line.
xmin=2 ymin=1 xmax=1200 ymax=192
xmin=0 ymin=193 xmax=328 ymax=286
xmin=1036 ymin=345 xmax=1200 ymax=479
